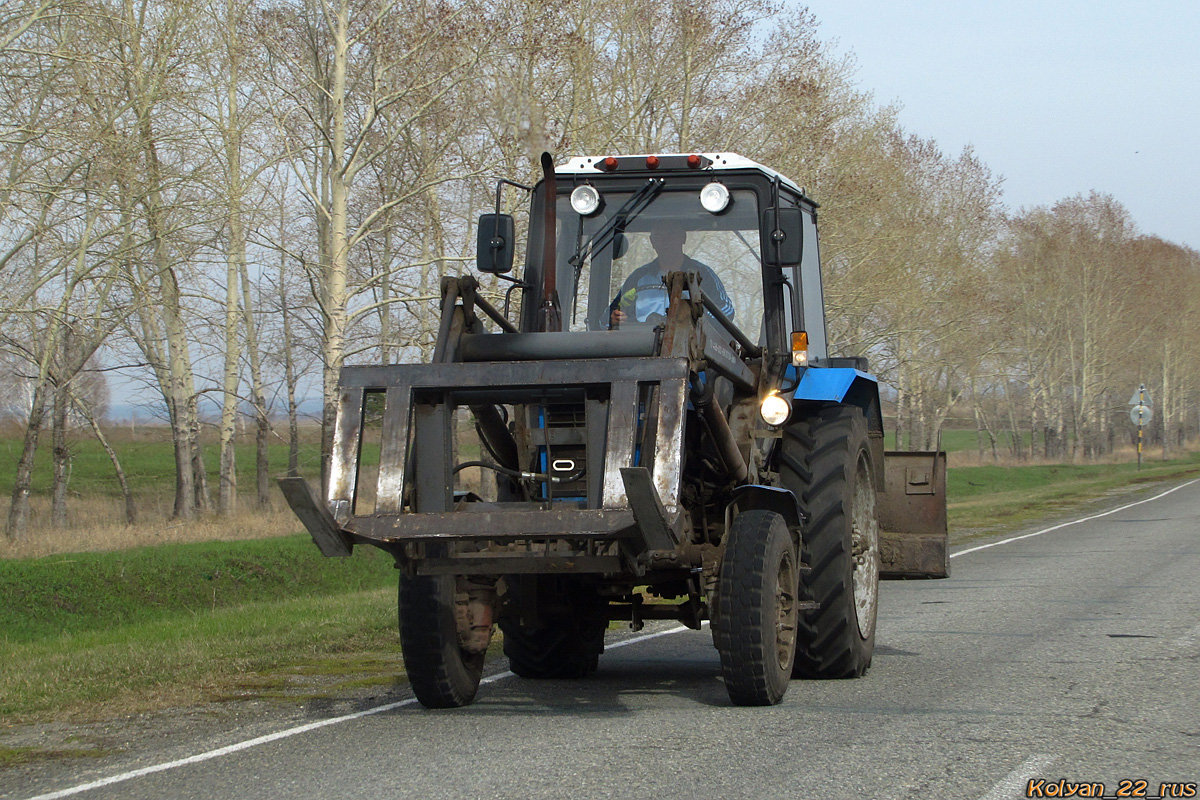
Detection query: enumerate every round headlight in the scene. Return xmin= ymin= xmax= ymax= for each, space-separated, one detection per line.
xmin=700 ymin=182 xmax=730 ymax=214
xmin=570 ymin=184 xmax=603 ymax=216
xmin=760 ymin=393 xmax=791 ymax=426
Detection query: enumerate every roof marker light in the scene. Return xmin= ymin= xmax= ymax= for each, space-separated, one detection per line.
xmin=602 ymin=156 xmax=618 ymax=171
xmin=646 ymin=155 xmax=660 ymax=169
xmin=687 ymin=154 xmax=702 ymax=169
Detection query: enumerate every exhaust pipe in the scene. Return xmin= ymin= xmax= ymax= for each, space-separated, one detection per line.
xmin=537 ymin=152 xmax=562 ymax=332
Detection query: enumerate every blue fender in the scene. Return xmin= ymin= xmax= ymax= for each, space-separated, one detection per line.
xmin=786 ymin=366 xmax=885 ymax=491
xmin=787 ymin=366 xmax=883 ymax=435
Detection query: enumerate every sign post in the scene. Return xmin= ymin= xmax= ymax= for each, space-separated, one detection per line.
xmin=1128 ymin=384 xmax=1153 ymax=471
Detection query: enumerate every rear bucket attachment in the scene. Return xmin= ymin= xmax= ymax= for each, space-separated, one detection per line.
xmin=877 ymin=451 xmax=949 ymax=578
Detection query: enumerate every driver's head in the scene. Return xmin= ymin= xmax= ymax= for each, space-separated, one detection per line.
xmin=649 ymin=220 xmax=687 ymax=256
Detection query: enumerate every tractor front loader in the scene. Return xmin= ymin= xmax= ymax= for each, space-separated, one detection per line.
xmin=281 ymin=152 xmax=948 ymax=709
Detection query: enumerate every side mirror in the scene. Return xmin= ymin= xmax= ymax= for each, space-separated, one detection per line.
xmin=761 ymin=207 xmax=803 ymax=267
xmin=476 ymin=213 xmax=515 ymax=274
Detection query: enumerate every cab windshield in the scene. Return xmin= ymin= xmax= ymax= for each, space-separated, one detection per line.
xmin=554 ymin=186 xmax=764 ymax=338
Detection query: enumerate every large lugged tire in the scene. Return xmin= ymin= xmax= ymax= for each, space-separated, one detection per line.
xmin=780 ymin=405 xmax=880 ymax=679
xmin=499 ymin=578 xmax=606 ymax=679
xmin=398 ymin=574 xmax=486 ymax=708
xmin=713 ymin=510 xmax=799 ymax=706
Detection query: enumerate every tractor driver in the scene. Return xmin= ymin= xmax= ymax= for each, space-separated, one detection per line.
xmin=608 ymin=220 xmax=734 ymax=329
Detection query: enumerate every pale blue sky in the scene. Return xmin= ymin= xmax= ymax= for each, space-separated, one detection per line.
xmin=799 ymin=0 xmax=1199 ymax=249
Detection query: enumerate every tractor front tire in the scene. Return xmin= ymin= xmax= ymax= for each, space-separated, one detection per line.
xmin=713 ymin=510 xmax=799 ymax=706
xmin=398 ymin=574 xmax=487 ymax=708
xmin=781 ymin=405 xmax=880 ymax=679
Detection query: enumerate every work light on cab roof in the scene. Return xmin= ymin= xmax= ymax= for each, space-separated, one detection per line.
xmin=700 ymin=182 xmax=730 ymax=213
xmin=570 ymin=184 xmax=603 ymax=216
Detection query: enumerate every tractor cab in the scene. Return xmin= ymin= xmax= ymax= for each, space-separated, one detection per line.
xmin=479 ymin=153 xmax=828 ymax=372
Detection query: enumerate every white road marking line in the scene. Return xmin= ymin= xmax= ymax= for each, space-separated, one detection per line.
xmin=607 ymin=623 xmax=697 ymax=650
xmin=22 ymin=626 xmax=692 ymax=800
xmin=951 ymin=479 xmax=1199 ymax=559
xmin=978 ymin=754 xmax=1058 ymax=800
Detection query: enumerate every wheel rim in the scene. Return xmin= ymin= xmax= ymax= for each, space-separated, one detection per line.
xmin=775 ymin=547 xmax=798 ymax=670
xmin=850 ymin=453 xmax=879 ymax=640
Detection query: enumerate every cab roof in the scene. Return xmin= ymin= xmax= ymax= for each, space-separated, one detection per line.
xmin=557 ymin=153 xmax=806 ymax=197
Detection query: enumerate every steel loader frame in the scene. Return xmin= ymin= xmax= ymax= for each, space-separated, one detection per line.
xmin=281 ymin=271 xmax=724 ymax=579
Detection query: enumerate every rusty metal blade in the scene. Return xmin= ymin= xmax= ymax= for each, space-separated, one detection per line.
xmin=278 ymin=477 xmax=353 ymax=558
xmin=878 ymin=451 xmax=949 ymax=578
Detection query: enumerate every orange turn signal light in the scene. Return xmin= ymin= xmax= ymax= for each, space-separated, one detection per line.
xmin=791 ymin=331 xmax=809 ymax=367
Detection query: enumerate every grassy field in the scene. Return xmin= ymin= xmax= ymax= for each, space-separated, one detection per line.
xmin=0 ymin=535 xmax=402 ymax=720
xmin=0 ymin=536 xmax=397 ymax=642
xmin=1 ymin=428 xmax=1198 ymax=729
xmin=884 ymin=425 xmax=1028 ymax=455
xmin=0 ymin=431 xmax=324 ymax=500
xmin=0 ymin=426 xmax=376 ymax=557
xmin=946 ymin=452 xmax=1200 ymax=536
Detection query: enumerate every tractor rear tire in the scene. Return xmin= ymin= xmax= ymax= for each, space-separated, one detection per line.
xmin=398 ymin=574 xmax=486 ymax=708
xmin=499 ymin=578 xmax=606 ymax=679
xmin=780 ymin=405 xmax=879 ymax=679
xmin=713 ymin=510 xmax=799 ymax=706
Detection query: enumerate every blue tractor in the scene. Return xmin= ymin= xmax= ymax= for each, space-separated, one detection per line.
xmin=281 ymin=152 xmax=948 ymax=708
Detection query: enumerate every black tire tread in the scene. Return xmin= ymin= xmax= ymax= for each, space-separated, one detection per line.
xmin=713 ymin=510 xmax=796 ymax=706
xmin=779 ymin=405 xmax=876 ymax=679
xmin=499 ymin=580 xmax=605 ymax=679
xmin=398 ymin=574 xmax=485 ymax=708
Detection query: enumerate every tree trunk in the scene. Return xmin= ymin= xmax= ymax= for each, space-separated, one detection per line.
xmin=218 ymin=216 xmax=242 ymax=517
xmin=380 ymin=223 xmax=393 ymax=363
xmin=1028 ymin=385 xmax=1039 ymax=462
xmin=50 ymin=378 xmax=69 ymax=528
xmin=188 ymin=396 xmax=210 ymax=513
xmin=280 ymin=247 xmax=301 ymax=478
xmin=1005 ymin=385 xmax=1023 ymax=460
xmin=6 ymin=382 xmax=47 ymax=540
xmin=1161 ymin=343 xmax=1171 ymax=461
xmin=972 ymin=382 xmax=985 ymax=461
xmin=139 ymin=114 xmax=199 ymax=519
xmin=240 ymin=254 xmax=271 ymax=509
xmin=320 ymin=0 xmax=352 ymax=492
xmin=73 ymin=391 xmax=136 ymax=525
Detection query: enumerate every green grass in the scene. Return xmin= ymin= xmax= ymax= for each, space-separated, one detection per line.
xmin=884 ymin=426 xmax=1031 ymax=453
xmin=0 ymin=588 xmax=401 ymax=719
xmin=0 ymin=429 xmax=392 ymax=499
xmin=0 ymin=435 xmax=332 ymax=500
xmin=0 ymin=532 xmax=410 ymax=723
xmin=0 ymin=535 xmax=396 ymax=642
xmin=946 ymin=451 xmax=1200 ymax=537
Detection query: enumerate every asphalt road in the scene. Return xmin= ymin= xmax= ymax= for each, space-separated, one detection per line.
xmin=9 ymin=479 xmax=1200 ymax=800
